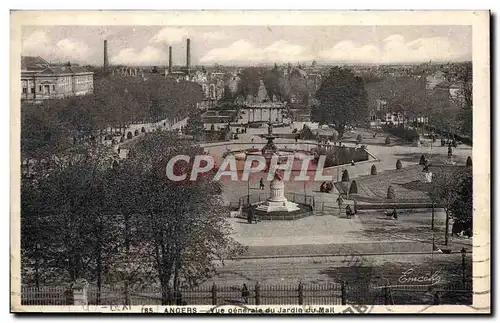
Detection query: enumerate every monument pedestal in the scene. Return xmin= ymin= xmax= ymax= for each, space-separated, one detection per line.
xmin=256 ymin=175 xmax=300 ymax=213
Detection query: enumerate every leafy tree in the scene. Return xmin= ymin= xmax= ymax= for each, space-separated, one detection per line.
xmin=263 ymin=67 xmax=285 ymax=101
xmin=236 ymin=67 xmax=264 ymax=98
xmin=384 ymin=76 xmax=427 ymax=127
xmin=430 ymin=167 xmax=470 ymax=245
xmin=312 ymin=67 xmax=369 ymax=138
xmin=446 ymin=62 xmax=472 ymax=136
xmin=21 ymin=144 xmax=120 ymax=286
xmin=185 ymin=114 xmax=205 ymax=140
xmin=449 ymin=170 xmax=473 ymax=223
xmin=115 ymin=132 xmax=244 ymax=301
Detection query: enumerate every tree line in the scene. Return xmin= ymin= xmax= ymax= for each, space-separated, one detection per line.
xmin=311 ymin=62 xmax=472 ymax=139
xmin=21 ymin=74 xmax=204 ymax=162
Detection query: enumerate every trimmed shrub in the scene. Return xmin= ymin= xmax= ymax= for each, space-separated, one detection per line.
xmin=349 ymin=180 xmax=358 ymax=195
xmin=356 ymin=134 xmax=362 ymax=143
xmin=466 ymin=156 xmax=472 ymax=167
xmin=387 ymin=185 xmax=395 ymax=199
xmin=419 ymin=154 xmax=426 ymax=165
xmin=383 ymin=125 xmax=420 ymax=142
xmin=385 ymin=136 xmax=391 ymax=145
xmin=342 ymin=169 xmax=350 ymax=182
xmin=120 ymin=136 xmax=125 ymax=143
xmin=370 ymin=165 xmax=377 ymax=175
xmin=396 ymin=159 xmax=403 ymax=170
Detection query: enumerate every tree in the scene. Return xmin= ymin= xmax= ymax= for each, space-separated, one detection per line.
xmin=446 ymin=62 xmax=472 ymax=137
xmin=185 ymin=114 xmax=206 ymax=140
xmin=449 ymin=170 xmax=473 ymax=224
xmin=221 ymin=85 xmax=234 ymax=103
xmin=384 ymin=76 xmax=427 ymax=128
xmin=21 ymin=144 xmax=120 ymax=286
xmin=312 ymin=67 xmax=369 ymax=138
xmin=236 ymin=67 xmax=264 ymax=98
xmin=116 ymin=132 xmax=244 ymax=302
xmin=263 ymin=67 xmax=285 ymax=101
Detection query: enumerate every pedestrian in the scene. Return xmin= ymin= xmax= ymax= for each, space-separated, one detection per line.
xmin=337 ymin=195 xmax=344 ymax=216
xmin=118 ymin=147 xmax=121 ymax=154
xmin=447 ymin=145 xmax=453 ymax=158
xmin=241 ymin=283 xmax=250 ymax=303
xmin=259 ymin=178 xmax=265 ymax=190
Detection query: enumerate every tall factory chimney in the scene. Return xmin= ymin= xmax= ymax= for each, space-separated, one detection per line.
xmin=103 ymin=40 xmax=109 ymax=72
xmin=186 ymin=38 xmax=191 ymax=74
xmin=168 ymin=46 xmax=172 ymax=74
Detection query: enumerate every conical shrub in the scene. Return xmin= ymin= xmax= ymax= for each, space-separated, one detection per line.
xmin=371 ymin=164 xmax=377 ymax=175
xmin=387 ymin=185 xmax=395 ymax=199
xmin=466 ymin=156 xmax=472 ymax=167
xmin=342 ymin=169 xmax=350 ymax=182
xmin=349 ymin=180 xmax=358 ymax=195
xmin=396 ymin=159 xmax=403 ymax=170
xmin=419 ymin=154 xmax=426 ymax=165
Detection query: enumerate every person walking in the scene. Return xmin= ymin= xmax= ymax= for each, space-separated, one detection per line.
xmin=336 ymin=195 xmax=344 ymax=216
xmin=259 ymin=178 xmax=265 ymax=190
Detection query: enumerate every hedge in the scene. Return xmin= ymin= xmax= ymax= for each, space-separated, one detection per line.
xmin=383 ymin=125 xmax=420 ymax=143
xmin=349 ymin=180 xmax=358 ymax=195
xmin=387 ymin=185 xmax=395 ymax=199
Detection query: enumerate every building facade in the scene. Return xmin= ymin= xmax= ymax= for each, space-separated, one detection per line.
xmin=21 ymin=56 xmax=94 ymax=101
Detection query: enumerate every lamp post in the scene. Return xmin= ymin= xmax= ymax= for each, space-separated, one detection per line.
xmin=461 ymin=247 xmax=467 ymax=287
xmin=247 ymin=176 xmax=250 ymax=206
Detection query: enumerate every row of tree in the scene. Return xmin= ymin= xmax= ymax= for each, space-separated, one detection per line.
xmin=21 ymin=132 xmax=244 ymax=303
xmin=310 ymin=62 xmax=472 ymax=139
xmin=235 ymin=65 xmax=310 ymax=104
xmin=21 ymin=75 xmax=204 ymax=161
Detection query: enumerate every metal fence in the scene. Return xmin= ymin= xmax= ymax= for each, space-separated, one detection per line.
xmin=21 ymin=282 xmax=472 ymax=306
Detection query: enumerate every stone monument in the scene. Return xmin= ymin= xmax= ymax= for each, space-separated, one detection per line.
xmin=256 ymin=171 xmax=300 ymax=213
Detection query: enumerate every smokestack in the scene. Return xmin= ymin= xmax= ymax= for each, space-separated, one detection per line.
xmin=168 ymin=46 xmax=172 ymax=74
xmin=186 ymin=38 xmax=191 ymax=74
xmin=103 ymin=40 xmax=109 ymax=72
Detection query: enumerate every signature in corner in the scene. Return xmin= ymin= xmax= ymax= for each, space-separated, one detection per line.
xmin=397 ymin=268 xmax=442 ymax=286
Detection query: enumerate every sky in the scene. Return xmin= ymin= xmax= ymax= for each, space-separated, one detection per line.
xmin=21 ymin=25 xmax=472 ymax=66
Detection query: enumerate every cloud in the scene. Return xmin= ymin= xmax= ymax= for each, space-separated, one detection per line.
xmin=22 ymin=30 xmax=94 ymax=63
xmin=150 ymin=27 xmax=189 ymax=44
xmin=319 ymin=34 xmax=470 ymax=63
xmin=201 ymin=31 xmax=226 ymax=41
xmin=55 ymin=38 xmax=91 ymax=62
xmin=111 ymin=46 xmax=166 ymax=65
xmin=22 ymin=30 xmax=51 ymax=53
xmin=200 ymin=39 xmax=313 ymax=64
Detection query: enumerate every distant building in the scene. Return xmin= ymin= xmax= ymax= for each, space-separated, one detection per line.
xmin=21 ymin=56 xmax=94 ymax=101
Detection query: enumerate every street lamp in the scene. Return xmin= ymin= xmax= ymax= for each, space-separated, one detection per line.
xmin=461 ymin=247 xmax=467 ymax=287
